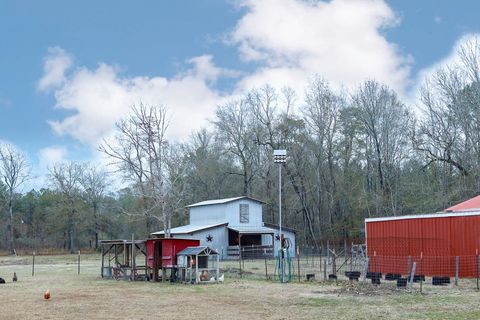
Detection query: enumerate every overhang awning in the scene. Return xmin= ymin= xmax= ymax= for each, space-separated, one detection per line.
xmin=228 ymin=226 xmax=276 ymax=234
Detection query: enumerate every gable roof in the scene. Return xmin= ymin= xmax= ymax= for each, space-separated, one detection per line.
xmin=151 ymin=222 xmax=228 ymax=235
xmin=446 ymin=195 xmax=480 ymax=212
xmin=177 ymin=246 xmax=218 ymax=256
xmin=185 ymin=196 xmax=265 ymax=208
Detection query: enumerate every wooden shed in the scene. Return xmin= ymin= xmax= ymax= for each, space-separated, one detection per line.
xmin=365 ymin=211 xmax=480 ymax=278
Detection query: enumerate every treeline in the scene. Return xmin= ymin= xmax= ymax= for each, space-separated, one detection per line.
xmin=1 ymin=39 xmax=480 ymax=252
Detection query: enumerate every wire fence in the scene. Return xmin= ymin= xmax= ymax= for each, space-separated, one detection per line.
xmin=221 ymin=244 xmax=480 ymax=291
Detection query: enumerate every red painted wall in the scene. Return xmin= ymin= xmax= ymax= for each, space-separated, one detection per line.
xmin=146 ymin=238 xmax=200 ymax=269
xmin=366 ymin=214 xmax=480 ymax=277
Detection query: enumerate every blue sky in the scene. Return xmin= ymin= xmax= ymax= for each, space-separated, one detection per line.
xmin=1 ymin=0 xmax=480 ymax=189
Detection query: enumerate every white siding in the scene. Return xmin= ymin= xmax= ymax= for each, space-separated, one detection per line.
xmin=172 ymin=226 xmax=228 ymax=259
xmin=175 ymin=197 xmax=296 ymax=259
xmin=189 ymin=199 xmax=263 ymax=227
xmin=225 ymin=199 xmax=263 ymax=227
xmin=189 ymin=204 xmax=226 ymax=225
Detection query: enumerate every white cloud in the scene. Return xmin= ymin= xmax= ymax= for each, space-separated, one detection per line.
xmin=41 ymin=0 xmax=415 ymax=151
xmin=410 ymin=33 xmax=480 ymax=107
xmin=230 ymin=0 xmax=411 ymax=95
xmin=38 ymin=146 xmax=67 ymax=167
xmin=43 ymin=53 xmax=229 ymax=146
xmin=37 ymin=47 xmax=73 ymax=91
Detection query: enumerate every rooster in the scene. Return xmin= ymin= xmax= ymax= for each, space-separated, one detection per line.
xmin=44 ymin=290 xmax=51 ymax=300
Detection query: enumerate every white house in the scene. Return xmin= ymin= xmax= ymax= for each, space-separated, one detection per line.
xmin=151 ymin=196 xmax=296 ymax=259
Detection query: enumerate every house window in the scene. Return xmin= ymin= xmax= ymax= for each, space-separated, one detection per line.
xmin=239 ymin=204 xmax=249 ymax=223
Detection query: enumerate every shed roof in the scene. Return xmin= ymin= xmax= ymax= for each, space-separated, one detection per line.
xmin=445 ymin=195 xmax=480 ymax=212
xmin=151 ymin=222 xmax=228 ymax=235
xmin=186 ymin=196 xmax=265 ymax=208
xmin=177 ymin=246 xmax=218 ymax=256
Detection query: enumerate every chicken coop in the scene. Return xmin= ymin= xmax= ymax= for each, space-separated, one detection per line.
xmin=176 ymin=246 xmax=220 ymax=284
xmin=146 ymin=238 xmax=199 ymax=281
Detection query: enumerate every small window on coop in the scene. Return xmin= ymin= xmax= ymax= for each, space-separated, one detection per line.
xmin=240 ymin=204 xmax=249 ymax=223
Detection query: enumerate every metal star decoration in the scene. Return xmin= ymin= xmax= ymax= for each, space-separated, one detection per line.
xmin=275 ymin=234 xmax=280 ymax=241
xmin=206 ymin=234 xmax=213 ymax=242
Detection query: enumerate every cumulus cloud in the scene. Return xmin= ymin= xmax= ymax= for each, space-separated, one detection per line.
xmin=230 ymin=0 xmax=411 ymax=95
xmin=40 ymin=0 xmax=416 ymax=150
xmin=38 ymin=146 xmax=67 ymax=166
xmin=37 ymin=47 xmax=73 ymax=91
xmin=41 ymin=52 xmax=231 ymax=146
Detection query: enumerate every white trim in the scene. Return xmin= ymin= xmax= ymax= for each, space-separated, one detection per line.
xmin=365 ymin=210 xmax=480 ymax=223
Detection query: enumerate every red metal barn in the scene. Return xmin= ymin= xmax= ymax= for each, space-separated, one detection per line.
xmin=365 ymin=212 xmax=480 ymax=278
xmin=146 ymin=238 xmax=199 ymax=281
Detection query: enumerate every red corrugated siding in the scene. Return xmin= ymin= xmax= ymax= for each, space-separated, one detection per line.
xmin=366 ymin=215 xmax=480 ymax=278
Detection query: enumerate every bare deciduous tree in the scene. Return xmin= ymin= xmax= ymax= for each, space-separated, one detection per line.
xmin=99 ymin=103 xmax=171 ymax=236
xmin=49 ymin=162 xmax=83 ymax=253
xmin=0 ymin=143 xmax=29 ymax=255
xmin=80 ymin=164 xmax=109 ymax=249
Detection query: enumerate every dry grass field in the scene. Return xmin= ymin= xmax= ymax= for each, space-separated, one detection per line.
xmin=0 ymin=254 xmax=479 ymax=319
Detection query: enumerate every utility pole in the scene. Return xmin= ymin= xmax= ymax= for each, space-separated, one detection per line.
xmin=274 ymin=149 xmax=287 ymax=283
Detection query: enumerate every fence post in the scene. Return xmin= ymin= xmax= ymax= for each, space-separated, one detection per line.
xmin=350 ymin=243 xmax=354 ymax=271
xmin=476 ymin=252 xmax=479 ymax=291
xmin=297 ymin=246 xmax=301 ymax=282
xmin=455 ymin=256 xmax=459 ymax=286
xmin=78 ymin=250 xmax=81 ymax=275
xmin=409 ymin=261 xmax=416 ymax=291
xmin=323 ymin=258 xmax=327 ymax=281
xmin=264 ymin=249 xmax=268 ymax=280
xmin=239 ymin=249 xmax=242 ymax=278
xmin=32 ymin=251 xmax=35 ymax=276
xmin=420 ymin=253 xmax=423 ymax=293
xmin=327 ymin=240 xmax=330 ymax=262
xmin=407 ymin=256 xmax=411 ymax=276
xmin=362 ymin=257 xmax=369 ymax=284
xmin=319 ymin=247 xmax=322 ymax=274
xmin=242 ymin=247 xmax=245 ymax=270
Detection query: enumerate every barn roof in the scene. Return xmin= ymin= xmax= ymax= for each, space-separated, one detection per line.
xmin=150 ymin=222 xmax=228 ymax=235
xmin=185 ymin=196 xmax=265 ymax=208
xmin=445 ymin=195 xmax=480 ymax=212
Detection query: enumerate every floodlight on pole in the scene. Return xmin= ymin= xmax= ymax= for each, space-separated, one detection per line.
xmin=273 ymin=149 xmax=286 ymax=282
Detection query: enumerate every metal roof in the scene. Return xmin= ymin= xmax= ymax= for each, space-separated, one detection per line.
xmin=177 ymin=246 xmax=218 ymax=256
xmin=445 ymin=195 xmax=480 ymax=212
xmin=99 ymin=239 xmax=146 ymax=245
xmin=151 ymin=222 xmax=228 ymax=235
xmin=263 ymin=222 xmax=297 ymax=234
xmin=185 ymin=196 xmax=265 ymax=208
xmin=228 ymin=225 xmax=276 ymax=234
xmin=365 ymin=210 xmax=480 ymax=223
